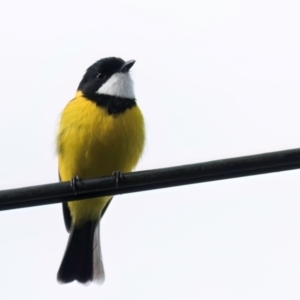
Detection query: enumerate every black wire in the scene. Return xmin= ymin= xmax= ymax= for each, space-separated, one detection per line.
xmin=0 ymin=148 xmax=300 ymax=211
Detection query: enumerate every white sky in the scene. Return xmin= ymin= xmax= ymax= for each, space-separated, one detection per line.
xmin=0 ymin=0 xmax=299 ymax=299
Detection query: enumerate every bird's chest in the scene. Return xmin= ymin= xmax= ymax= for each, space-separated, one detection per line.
xmin=58 ymin=99 xmax=144 ymax=179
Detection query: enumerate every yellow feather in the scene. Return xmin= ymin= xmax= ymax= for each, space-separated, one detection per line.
xmin=57 ymin=91 xmax=145 ymax=226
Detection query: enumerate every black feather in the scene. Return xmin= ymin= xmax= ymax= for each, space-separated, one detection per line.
xmin=84 ymin=93 xmax=136 ymax=115
xmin=57 ymin=220 xmax=102 ymax=284
xmin=101 ymin=199 xmax=112 ymax=218
xmin=62 ymin=202 xmax=72 ymax=232
xmin=59 ymin=172 xmax=72 ymax=232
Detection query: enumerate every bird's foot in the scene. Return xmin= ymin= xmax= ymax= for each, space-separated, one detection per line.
xmin=70 ymin=176 xmax=81 ymax=196
xmin=112 ymin=171 xmax=125 ymax=188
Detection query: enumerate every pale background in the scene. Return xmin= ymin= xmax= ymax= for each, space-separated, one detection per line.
xmin=0 ymin=0 xmax=299 ymax=299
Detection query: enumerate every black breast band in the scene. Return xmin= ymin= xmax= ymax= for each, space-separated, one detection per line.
xmin=84 ymin=93 xmax=136 ymax=115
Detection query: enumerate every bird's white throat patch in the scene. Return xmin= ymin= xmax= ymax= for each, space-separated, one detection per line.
xmin=97 ymin=73 xmax=135 ymax=99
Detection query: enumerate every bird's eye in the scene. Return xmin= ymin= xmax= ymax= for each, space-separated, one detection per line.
xmin=97 ymin=73 xmax=106 ymax=79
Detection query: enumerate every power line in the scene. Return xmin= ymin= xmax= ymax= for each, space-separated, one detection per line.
xmin=0 ymin=148 xmax=300 ymax=211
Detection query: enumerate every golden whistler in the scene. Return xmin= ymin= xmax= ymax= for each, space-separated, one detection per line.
xmin=56 ymin=57 xmax=145 ymax=284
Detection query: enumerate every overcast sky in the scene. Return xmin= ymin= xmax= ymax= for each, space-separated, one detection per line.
xmin=0 ymin=0 xmax=299 ymax=299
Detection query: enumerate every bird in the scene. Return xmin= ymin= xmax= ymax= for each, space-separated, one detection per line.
xmin=56 ymin=57 xmax=145 ymax=284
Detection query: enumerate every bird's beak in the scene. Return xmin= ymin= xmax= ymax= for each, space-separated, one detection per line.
xmin=119 ymin=60 xmax=135 ymax=73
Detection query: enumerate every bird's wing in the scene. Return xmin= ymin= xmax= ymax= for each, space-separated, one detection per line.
xmin=59 ymin=172 xmax=72 ymax=232
xmin=101 ymin=199 xmax=112 ymax=218
xmin=62 ymin=202 xmax=72 ymax=232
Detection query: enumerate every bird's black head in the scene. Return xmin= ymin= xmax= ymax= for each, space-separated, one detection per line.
xmin=78 ymin=57 xmax=135 ymax=98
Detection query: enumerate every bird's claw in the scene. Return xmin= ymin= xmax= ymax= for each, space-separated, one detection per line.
xmin=112 ymin=171 xmax=125 ymax=188
xmin=70 ymin=176 xmax=81 ymax=196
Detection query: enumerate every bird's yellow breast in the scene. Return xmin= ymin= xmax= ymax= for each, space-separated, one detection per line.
xmin=57 ymin=92 xmax=145 ymax=224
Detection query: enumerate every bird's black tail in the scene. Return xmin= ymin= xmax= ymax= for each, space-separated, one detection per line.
xmin=57 ymin=220 xmax=104 ymax=284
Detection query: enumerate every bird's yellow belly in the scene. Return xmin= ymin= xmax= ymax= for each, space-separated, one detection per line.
xmin=57 ymin=97 xmax=145 ymax=225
